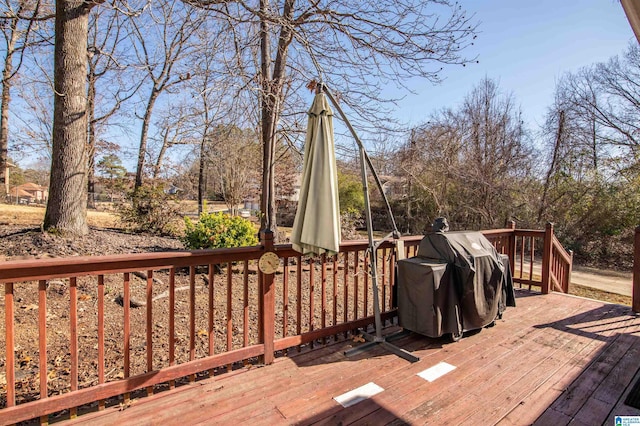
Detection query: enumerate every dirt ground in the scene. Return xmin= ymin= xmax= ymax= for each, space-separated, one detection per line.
xmin=0 ymin=225 xmax=184 ymax=260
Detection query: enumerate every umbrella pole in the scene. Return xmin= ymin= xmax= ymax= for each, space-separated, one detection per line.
xmin=358 ymin=143 xmax=383 ymax=339
xmin=322 ymin=85 xmax=418 ymax=363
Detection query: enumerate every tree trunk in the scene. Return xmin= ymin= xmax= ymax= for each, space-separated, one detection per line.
xmin=259 ymin=0 xmax=274 ymax=232
xmin=198 ymin=134 xmax=207 ymax=215
xmin=0 ymin=60 xmax=12 ymax=199
xmin=259 ymin=0 xmax=294 ymax=236
xmin=0 ymin=17 xmax=19 ymax=199
xmin=153 ymin=129 xmax=171 ymax=180
xmin=135 ymin=90 xmax=159 ymax=189
xmin=197 ymin=98 xmax=211 ymax=216
xmin=44 ymin=0 xmax=91 ymax=236
xmin=87 ymin=72 xmax=97 ymax=209
xmin=538 ymin=110 xmax=564 ymax=222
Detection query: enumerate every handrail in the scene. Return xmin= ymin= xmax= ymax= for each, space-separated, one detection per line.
xmin=0 ymin=225 xmax=574 ymax=424
xmin=552 ymin=235 xmax=572 ymax=264
xmin=550 ymin=234 xmax=573 ymax=293
xmin=0 ymin=246 xmax=262 ymax=283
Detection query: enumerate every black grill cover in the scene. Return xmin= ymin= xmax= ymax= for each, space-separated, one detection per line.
xmin=396 ymin=259 xmax=461 ymax=337
xmin=397 ymin=231 xmax=515 ymax=337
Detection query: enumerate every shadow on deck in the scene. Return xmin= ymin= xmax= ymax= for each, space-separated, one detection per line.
xmin=58 ymin=290 xmax=640 ymax=426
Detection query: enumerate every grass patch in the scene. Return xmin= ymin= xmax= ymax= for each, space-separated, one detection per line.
xmin=0 ymin=201 xmax=245 ymax=232
xmin=0 ymin=203 xmax=120 ymax=229
xmin=569 ymin=283 xmax=632 ymax=306
xmin=514 ymin=272 xmax=631 ymax=307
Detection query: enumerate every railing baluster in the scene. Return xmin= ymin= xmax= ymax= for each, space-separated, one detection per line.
xmin=243 ymin=260 xmax=249 ymax=349
xmin=207 ymin=264 xmax=214 ymax=377
xmin=146 ymin=270 xmax=153 ymax=396
xmin=321 ymin=254 xmax=327 ymax=344
xmin=390 ymin=246 xmax=396 ymax=315
xmin=283 ymin=257 xmax=289 ymax=339
xmin=381 ymin=248 xmax=387 ymax=312
xmin=309 ymin=258 xmax=315 ymax=339
xmin=343 ymin=251 xmax=349 ymax=330
xmin=169 ymin=268 xmax=176 ymax=388
xmin=353 ymin=250 xmax=359 ymax=321
xmin=332 ymin=255 xmax=338 ymax=329
xmin=97 ymin=275 xmax=105 ymax=410
xmin=189 ymin=266 xmax=196 ymax=382
xmin=519 ymin=236 xmax=524 ymax=280
xmin=364 ymin=254 xmax=369 ymax=317
xmin=529 ymin=237 xmax=535 ymax=290
xmin=5 ymin=282 xmax=15 ymax=408
xmin=296 ymin=255 xmax=302 ymax=350
xmin=123 ymin=272 xmax=130 ymax=404
xmin=38 ymin=279 xmax=48 ymax=419
xmin=70 ymin=277 xmax=78 ymax=418
xmin=226 ymin=263 xmax=233 ymax=371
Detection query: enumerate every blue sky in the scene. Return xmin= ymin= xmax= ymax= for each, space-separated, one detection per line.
xmin=391 ymin=0 xmax=636 ymax=130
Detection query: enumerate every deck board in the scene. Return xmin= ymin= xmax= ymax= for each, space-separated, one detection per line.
xmin=63 ymin=290 xmax=640 ymax=426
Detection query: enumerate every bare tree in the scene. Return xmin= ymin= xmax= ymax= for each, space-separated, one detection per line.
xmin=86 ymin=5 xmax=141 ymax=207
xmin=0 ymin=0 xmax=53 ymax=197
xmin=208 ymin=125 xmax=260 ymax=215
xmin=457 ymin=78 xmax=532 ymax=227
xmin=537 ymin=108 xmax=565 ymax=222
xmin=182 ymin=22 xmax=238 ymax=214
xmin=552 ymin=42 xmax=640 ymax=180
xmin=151 ymin=105 xmax=193 ymax=179
xmin=128 ymin=0 xmax=207 ymax=189
xmin=397 ymin=78 xmax=533 ymax=231
xmin=13 ymin=78 xmax=54 ymax=160
xmin=535 ymin=45 xmax=640 ymax=255
xmin=44 ymin=0 xmax=105 ymax=236
xmin=393 ymin=117 xmax=462 ymax=232
xmin=185 ymin=0 xmax=478 ymax=236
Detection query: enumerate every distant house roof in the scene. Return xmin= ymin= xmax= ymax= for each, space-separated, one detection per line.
xmin=10 ymin=188 xmax=33 ymax=198
xmin=9 ymin=183 xmax=49 ymax=200
xmin=19 ymin=182 xmax=47 ymax=191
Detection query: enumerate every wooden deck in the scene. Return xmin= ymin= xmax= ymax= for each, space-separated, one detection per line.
xmin=62 ymin=290 xmax=640 ymax=426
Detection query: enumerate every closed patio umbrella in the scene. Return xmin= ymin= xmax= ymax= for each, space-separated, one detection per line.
xmin=292 ymin=83 xmax=418 ymax=363
xmin=291 ymin=91 xmax=341 ymax=256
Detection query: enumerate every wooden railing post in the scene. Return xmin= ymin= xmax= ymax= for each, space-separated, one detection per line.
xmin=507 ymin=220 xmax=516 ymax=274
xmin=259 ymin=230 xmax=276 ymax=364
xmin=5 ymin=283 xmax=15 ymax=408
xmin=566 ymin=250 xmax=574 ymax=294
xmin=541 ymin=222 xmax=553 ymax=294
xmin=633 ymin=226 xmax=640 ymax=313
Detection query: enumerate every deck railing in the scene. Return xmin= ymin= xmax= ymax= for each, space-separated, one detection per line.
xmin=0 ymin=224 xmax=571 ymax=424
xmin=480 ymin=222 xmax=572 ymax=293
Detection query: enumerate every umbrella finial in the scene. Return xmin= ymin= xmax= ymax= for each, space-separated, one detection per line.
xmin=316 ymin=82 xmax=324 ymax=94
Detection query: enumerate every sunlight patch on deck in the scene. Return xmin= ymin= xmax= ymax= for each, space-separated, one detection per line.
xmin=333 ymin=382 xmax=384 ymax=408
xmin=417 ymin=361 xmax=457 ymax=382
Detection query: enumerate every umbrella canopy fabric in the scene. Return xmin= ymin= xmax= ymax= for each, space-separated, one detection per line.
xmin=291 ymin=92 xmax=341 ymax=256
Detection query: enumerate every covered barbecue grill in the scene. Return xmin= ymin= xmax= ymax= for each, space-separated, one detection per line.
xmin=397 ymin=230 xmax=515 ymax=341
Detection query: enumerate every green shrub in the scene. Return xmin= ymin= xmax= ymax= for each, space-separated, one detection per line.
xmin=182 ymin=211 xmax=258 ymax=249
xmin=117 ymin=184 xmax=181 ymax=235
xmin=338 ymin=171 xmax=364 ymax=214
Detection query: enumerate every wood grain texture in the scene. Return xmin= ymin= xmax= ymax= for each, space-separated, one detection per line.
xmin=54 ymin=291 xmax=640 ymax=426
